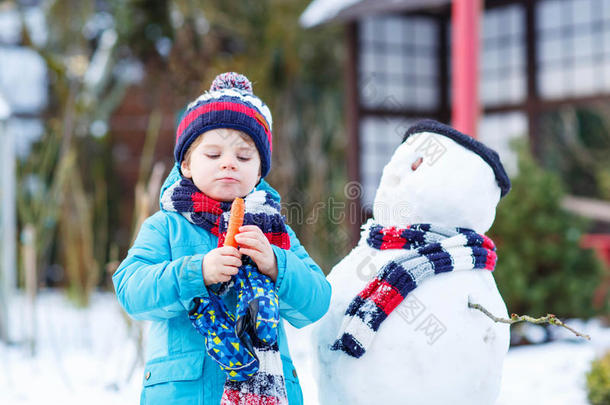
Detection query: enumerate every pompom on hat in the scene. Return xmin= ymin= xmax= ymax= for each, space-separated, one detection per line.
xmin=174 ymin=72 xmax=273 ymax=178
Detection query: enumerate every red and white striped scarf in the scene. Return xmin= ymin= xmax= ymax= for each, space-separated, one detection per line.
xmin=332 ymin=221 xmax=497 ymax=358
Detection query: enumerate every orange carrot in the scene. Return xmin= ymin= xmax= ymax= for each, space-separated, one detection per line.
xmin=224 ymin=197 xmax=245 ymax=247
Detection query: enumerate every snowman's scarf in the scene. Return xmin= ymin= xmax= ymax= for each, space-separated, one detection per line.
xmin=160 ymin=177 xmax=290 ymax=405
xmin=331 ymin=221 xmax=497 ymax=359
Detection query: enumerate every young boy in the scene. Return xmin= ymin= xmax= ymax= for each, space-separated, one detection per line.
xmin=113 ymin=72 xmax=331 ymax=404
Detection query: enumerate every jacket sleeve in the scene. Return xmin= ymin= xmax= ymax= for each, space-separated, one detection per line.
xmin=112 ymin=214 xmax=208 ymax=321
xmin=272 ymin=225 xmax=331 ymax=329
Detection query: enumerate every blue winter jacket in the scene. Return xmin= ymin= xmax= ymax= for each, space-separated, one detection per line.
xmin=113 ymin=165 xmax=331 ymax=404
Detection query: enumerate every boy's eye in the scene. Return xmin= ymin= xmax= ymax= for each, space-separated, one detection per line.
xmin=205 ymin=154 xmax=220 ymax=159
xmin=237 ymin=156 xmax=251 ymax=162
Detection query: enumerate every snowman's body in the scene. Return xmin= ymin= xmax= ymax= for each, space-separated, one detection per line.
xmin=314 ymin=122 xmax=511 ymax=405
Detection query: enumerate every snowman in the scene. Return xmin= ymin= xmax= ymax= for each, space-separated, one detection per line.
xmin=314 ymin=120 xmax=512 ymax=405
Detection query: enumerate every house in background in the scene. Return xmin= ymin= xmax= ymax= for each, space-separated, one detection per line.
xmin=108 ymin=83 xmax=181 ymax=248
xmin=301 ymin=0 xmax=610 ymax=266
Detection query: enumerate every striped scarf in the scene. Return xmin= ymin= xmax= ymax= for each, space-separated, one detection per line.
xmin=160 ymin=177 xmax=289 ymax=405
xmin=332 ymin=221 xmax=497 ymax=359
xmin=160 ymin=177 xmax=290 ymax=250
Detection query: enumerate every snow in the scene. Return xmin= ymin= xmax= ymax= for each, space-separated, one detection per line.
xmin=6 ymin=118 xmax=44 ymax=158
xmin=0 ymin=46 xmax=48 ymax=114
xmin=0 ymin=91 xmax=10 ymax=119
xmin=1 ymin=291 xmax=142 ymax=405
xmin=0 ymin=291 xmax=607 ymax=405
xmin=299 ymin=0 xmax=363 ymax=28
xmin=497 ymin=342 xmax=595 ymax=404
xmin=299 ymin=0 xmax=451 ymax=28
xmin=0 ymin=5 xmax=48 ymax=117
xmin=0 ymin=7 xmax=21 ymax=45
xmin=0 ymin=6 xmax=48 ymax=47
xmin=0 ymin=44 xmax=48 ymax=158
xmin=291 ymin=320 xmax=609 ymax=405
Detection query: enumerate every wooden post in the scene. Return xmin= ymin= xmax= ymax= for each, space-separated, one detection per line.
xmin=22 ymin=224 xmax=37 ymax=355
xmin=438 ymin=11 xmax=451 ymax=124
xmin=452 ymin=0 xmax=482 ymax=138
xmin=525 ymin=0 xmax=540 ymax=157
xmin=345 ymin=22 xmax=362 ymax=247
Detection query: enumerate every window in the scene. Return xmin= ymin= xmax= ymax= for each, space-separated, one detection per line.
xmin=480 ymin=4 xmax=526 ymax=106
xmin=359 ymin=117 xmax=414 ymax=208
xmin=359 ymin=15 xmax=439 ymax=111
xmin=537 ymin=0 xmax=610 ymax=98
xmin=478 ymin=112 xmax=527 ymax=176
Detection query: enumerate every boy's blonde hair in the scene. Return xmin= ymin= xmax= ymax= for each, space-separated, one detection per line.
xmin=182 ymin=133 xmax=206 ymax=167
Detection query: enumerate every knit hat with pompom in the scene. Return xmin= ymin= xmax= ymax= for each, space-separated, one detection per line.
xmin=174 ymin=72 xmax=273 ymax=178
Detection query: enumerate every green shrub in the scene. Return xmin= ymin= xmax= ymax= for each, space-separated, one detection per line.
xmin=488 ymin=140 xmax=607 ymax=318
xmin=587 ymin=350 xmax=610 ymax=405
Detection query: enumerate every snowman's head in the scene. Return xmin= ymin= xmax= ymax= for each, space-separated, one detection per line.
xmin=373 ymin=120 xmax=511 ymax=234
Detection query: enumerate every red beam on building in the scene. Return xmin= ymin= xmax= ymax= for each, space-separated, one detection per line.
xmin=451 ymin=0 xmax=482 ymax=138
xmin=581 ymin=234 xmax=610 ymax=308
xmin=581 ymin=234 xmax=610 ymax=263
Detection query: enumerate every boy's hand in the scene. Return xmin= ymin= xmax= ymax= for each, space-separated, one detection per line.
xmin=235 ymin=225 xmax=278 ymax=282
xmin=202 ymin=246 xmax=241 ymax=286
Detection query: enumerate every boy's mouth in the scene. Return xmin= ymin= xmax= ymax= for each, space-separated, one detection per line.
xmin=218 ymin=177 xmax=239 ymax=183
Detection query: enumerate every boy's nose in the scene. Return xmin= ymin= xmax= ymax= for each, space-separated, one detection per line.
xmin=220 ymin=156 xmax=237 ymax=170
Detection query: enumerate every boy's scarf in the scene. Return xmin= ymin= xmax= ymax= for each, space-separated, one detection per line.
xmin=160 ymin=177 xmax=290 ymax=250
xmin=332 ymin=221 xmax=497 ymax=359
xmin=160 ymin=177 xmax=290 ymax=405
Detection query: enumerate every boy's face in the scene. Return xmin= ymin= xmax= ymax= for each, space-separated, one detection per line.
xmin=181 ymin=128 xmax=261 ymax=201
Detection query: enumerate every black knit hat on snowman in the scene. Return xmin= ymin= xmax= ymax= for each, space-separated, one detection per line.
xmin=402 ymin=119 xmax=511 ymax=197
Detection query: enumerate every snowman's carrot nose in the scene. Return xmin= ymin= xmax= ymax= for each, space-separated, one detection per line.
xmin=411 ymin=157 xmax=423 ymax=171
xmin=224 ymin=197 xmax=245 ymax=247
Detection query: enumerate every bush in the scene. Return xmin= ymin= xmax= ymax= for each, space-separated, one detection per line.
xmin=488 ymin=140 xmax=607 ymax=318
xmin=587 ymin=350 xmax=610 ymax=405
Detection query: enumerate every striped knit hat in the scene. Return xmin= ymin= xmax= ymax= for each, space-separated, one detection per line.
xmin=174 ymin=72 xmax=273 ymax=178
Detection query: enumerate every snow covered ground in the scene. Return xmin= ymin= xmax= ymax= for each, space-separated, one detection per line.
xmin=0 ymin=291 xmax=607 ymax=404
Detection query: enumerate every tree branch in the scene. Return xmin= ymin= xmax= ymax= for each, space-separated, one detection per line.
xmin=468 ymin=301 xmax=591 ymax=341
